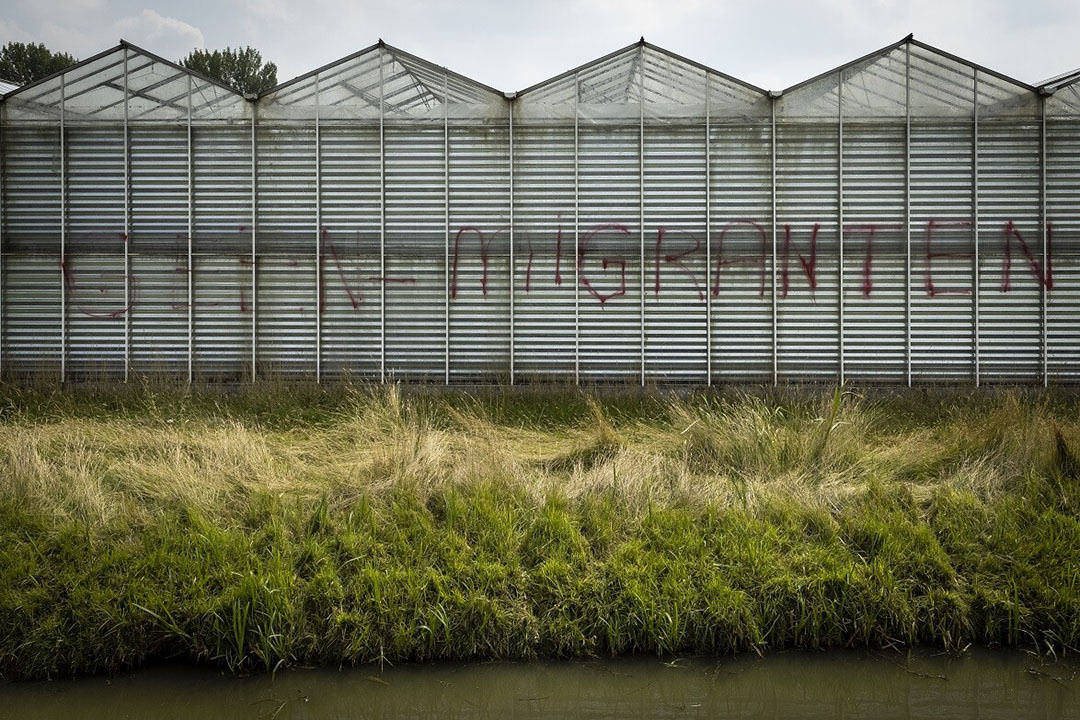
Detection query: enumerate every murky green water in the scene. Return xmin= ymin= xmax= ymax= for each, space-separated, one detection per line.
xmin=1 ymin=649 xmax=1077 ymax=719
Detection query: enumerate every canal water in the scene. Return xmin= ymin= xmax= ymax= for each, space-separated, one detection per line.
xmin=1 ymin=648 xmax=1076 ymax=719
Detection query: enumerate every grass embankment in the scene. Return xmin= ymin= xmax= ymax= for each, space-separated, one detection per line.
xmin=0 ymin=383 xmax=1078 ymax=679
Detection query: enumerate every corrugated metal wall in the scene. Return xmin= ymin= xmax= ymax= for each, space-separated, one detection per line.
xmin=0 ymin=39 xmax=1077 ymax=385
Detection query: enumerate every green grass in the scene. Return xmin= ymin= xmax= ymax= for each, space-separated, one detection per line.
xmin=0 ymin=381 xmax=1078 ymax=679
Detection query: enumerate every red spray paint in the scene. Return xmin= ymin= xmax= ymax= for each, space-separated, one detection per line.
xmin=654 ymin=228 xmax=704 ymax=301
xmin=712 ymin=220 xmax=768 ymax=298
xmin=924 ymin=219 xmax=972 ymax=297
xmin=578 ymin=223 xmax=629 ymax=305
xmin=781 ymin=223 xmax=819 ymax=297
xmin=1001 ymin=220 xmax=1053 ymax=292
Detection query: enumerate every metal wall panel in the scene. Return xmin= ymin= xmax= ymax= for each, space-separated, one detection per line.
xmin=4 ymin=254 xmax=61 ymax=375
xmin=384 ymin=125 xmax=444 ymax=379
xmin=578 ymin=125 xmax=641 ymax=381
xmin=65 ymin=126 xmax=125 ymax=378
xmin=2 ymin=127 xmax=63 ymax=375
xmin=63 ymin=253 xmax=125 ymax=378
xmin=977 ymin=119 xmax=1042 ymax=382
xmin=319 ymin=124 xmax=381 ymax=380
xmin=256 ymin=124 xmax=316 ymax=376
xmin=192 ymin=126 xmax=253 ymax=379
xmin=709 ymin=121 xmax=773 ymax=382
xmin=511 ymin=126 xmax=576 ymax=380
xmin=2 ymin=127 xmax=62 ymax=253
xmin=842 ymin=121 xmax=907 ymax=381
xmin=644 ymin=124 xmax=707 ymax=382
xmin=1047 ymin=118 xmax=1080 ymax=382
xmin=131 ymin=124 xmax=188 ymax=373
xmin=192 ymin=126 xmax=252 ymax=255
xmin=131 ymin=126 xmax=186 ymax=254
xmin=776 ymin=122 xmax=840 ymax=381
xmin=448 ymin=125 xmax=510 ymax=381
xmin=191 ymin=254 xmax=251 ymax=378
xmin=130 ymin=254 xmax=187 ymax=373
xmin=910 ymin=120 xmax=974 ymax=381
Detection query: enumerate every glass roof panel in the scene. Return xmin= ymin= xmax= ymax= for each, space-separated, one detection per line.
xmin=840 ymin=47 xmax=907 ymax=118
xmin=908 ymin=43 xmax=974 ymax=117
xmin=1047 ymin=84 xmax=1080 ymax=117
xmin=517 ymin=43 xmax=766 ymax=123
xmin=3 ymin=45 xmax=247 ymax=123
xmin=977 ymin=70 xmax=1038 ymax=118
xmin=259 ymin=45 xmax=506 ymax=122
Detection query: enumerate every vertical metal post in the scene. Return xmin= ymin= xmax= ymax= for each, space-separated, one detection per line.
xmin=837 ymin=70 xmax=845 ymax=385
xmin=508 ymin=94 xmax=515 ymax=385
xmin=638 ymin=46 xmax=646 ymax=387
xmin=314 ymin=75 xmax=322 ymax=383
xmin=123 ymin=47 xmax=131 ymax=382
xmin=379 ymin=47 xmax=386 ymax=383
xmin=186 ymin=75 xmax=193 ymax=383
xmin=770 ymin=93 xmax=778 ymax=386
xmin=704 ymin=75 xmax=711 ymax=387
xmin=904 ymin=43 xmax=912 ymax=387
xmin=443 ymin=70 xmax=450 ymax=385
xmin=0 ymin=102 xmax=4 ymax=376
xmin=60 ymin=73 xmax=67 ymax=383
xmin=973 ymin=70 xmax=980 ymax=387
xmin=251 ymin=97 xmax=258 ymax=381
xmin=0 ymin=101 xmax=5 ymax=376
xmin=1040 ymin=94 xmax=1048 ymax=387
xmin=574 ymin=72 xmax=580 ymax=386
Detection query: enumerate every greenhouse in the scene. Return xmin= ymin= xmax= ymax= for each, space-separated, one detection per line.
xmin=0 ymin=35 xmax=1077 ymax=384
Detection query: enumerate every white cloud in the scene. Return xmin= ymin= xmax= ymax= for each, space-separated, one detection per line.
xmin=114 ymin=9 xmax=205 ymax=55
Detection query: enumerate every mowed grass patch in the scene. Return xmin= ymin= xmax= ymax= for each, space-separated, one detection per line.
xmin=0 ymin=382 xmax=1078 ymax=678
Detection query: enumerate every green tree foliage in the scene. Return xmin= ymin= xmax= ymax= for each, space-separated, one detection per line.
xmin=180 ymin=46 xmax=278 ymax=97
xmin=0 ymin=42 xmax=77 ymax=86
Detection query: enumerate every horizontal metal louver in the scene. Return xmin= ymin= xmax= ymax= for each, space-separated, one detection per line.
xmin=449 ymin=125 xmax=510 ymax=381
xmin=842 ymin=122 xmax=906 ymax=382
xmin=1047 ymin=119 xmax=1080 ymax=382
xmin=578 ymin=125 xmax=641 ymax=381
xmin=977 ymin=119 xmax=1041 ymax=383
xmin=192 ymin=125 xmax=253 ymax=379
xmin=709 ymin=121 xmax=772 ymax=383
xmin=644 ymin=124 xmax=706 ymax=382
xmin=384 ymin=125 xmax=444 ymax=380
xmin=65 ymin=126 xmax=125 ymax=378
xmin=256 ymin=124 xmax=316 ymax=376
xmin=512 ymin=126 xmax=576 ymax=380
xmin=910 ymin=120 xmax=975 ymax=382
xmin=776 ymin=122 xmax=840 ymax=381
xmin=319 ymin=124 xmax=381 ymax=380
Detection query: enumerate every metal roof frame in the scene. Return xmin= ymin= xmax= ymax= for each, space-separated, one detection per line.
xmin=1039 ymin=68 xmax=1080 ymax=94
xmin=1 ymin=39 xmax=247 ymax=103
xmin=0 ymin=35 xmax=1059 ymax=113
xmin=258 ymin=39 xmax=504 ymax=106
xmin=517 ymin=37 xmax=768 ymax=99
xmin=781 ymin=34 xmax=1037 ymax=98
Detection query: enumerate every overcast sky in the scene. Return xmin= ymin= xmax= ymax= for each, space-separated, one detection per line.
xmin=2 ymin=0 xmax=1078 ymax=92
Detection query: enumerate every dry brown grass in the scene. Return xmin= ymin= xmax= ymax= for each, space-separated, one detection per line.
xmin=2 ymin=383 xmax=1077 ymax=528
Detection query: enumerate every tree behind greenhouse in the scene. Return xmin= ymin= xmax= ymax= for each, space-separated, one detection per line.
xmin=180 ymin=47 xmax=277 ymax=96
xmin=0 ymin=42 xmax=77 ymax=85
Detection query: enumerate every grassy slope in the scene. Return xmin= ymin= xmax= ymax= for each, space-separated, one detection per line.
xmin=0 ymin=382 xmax=1078 ymax=679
